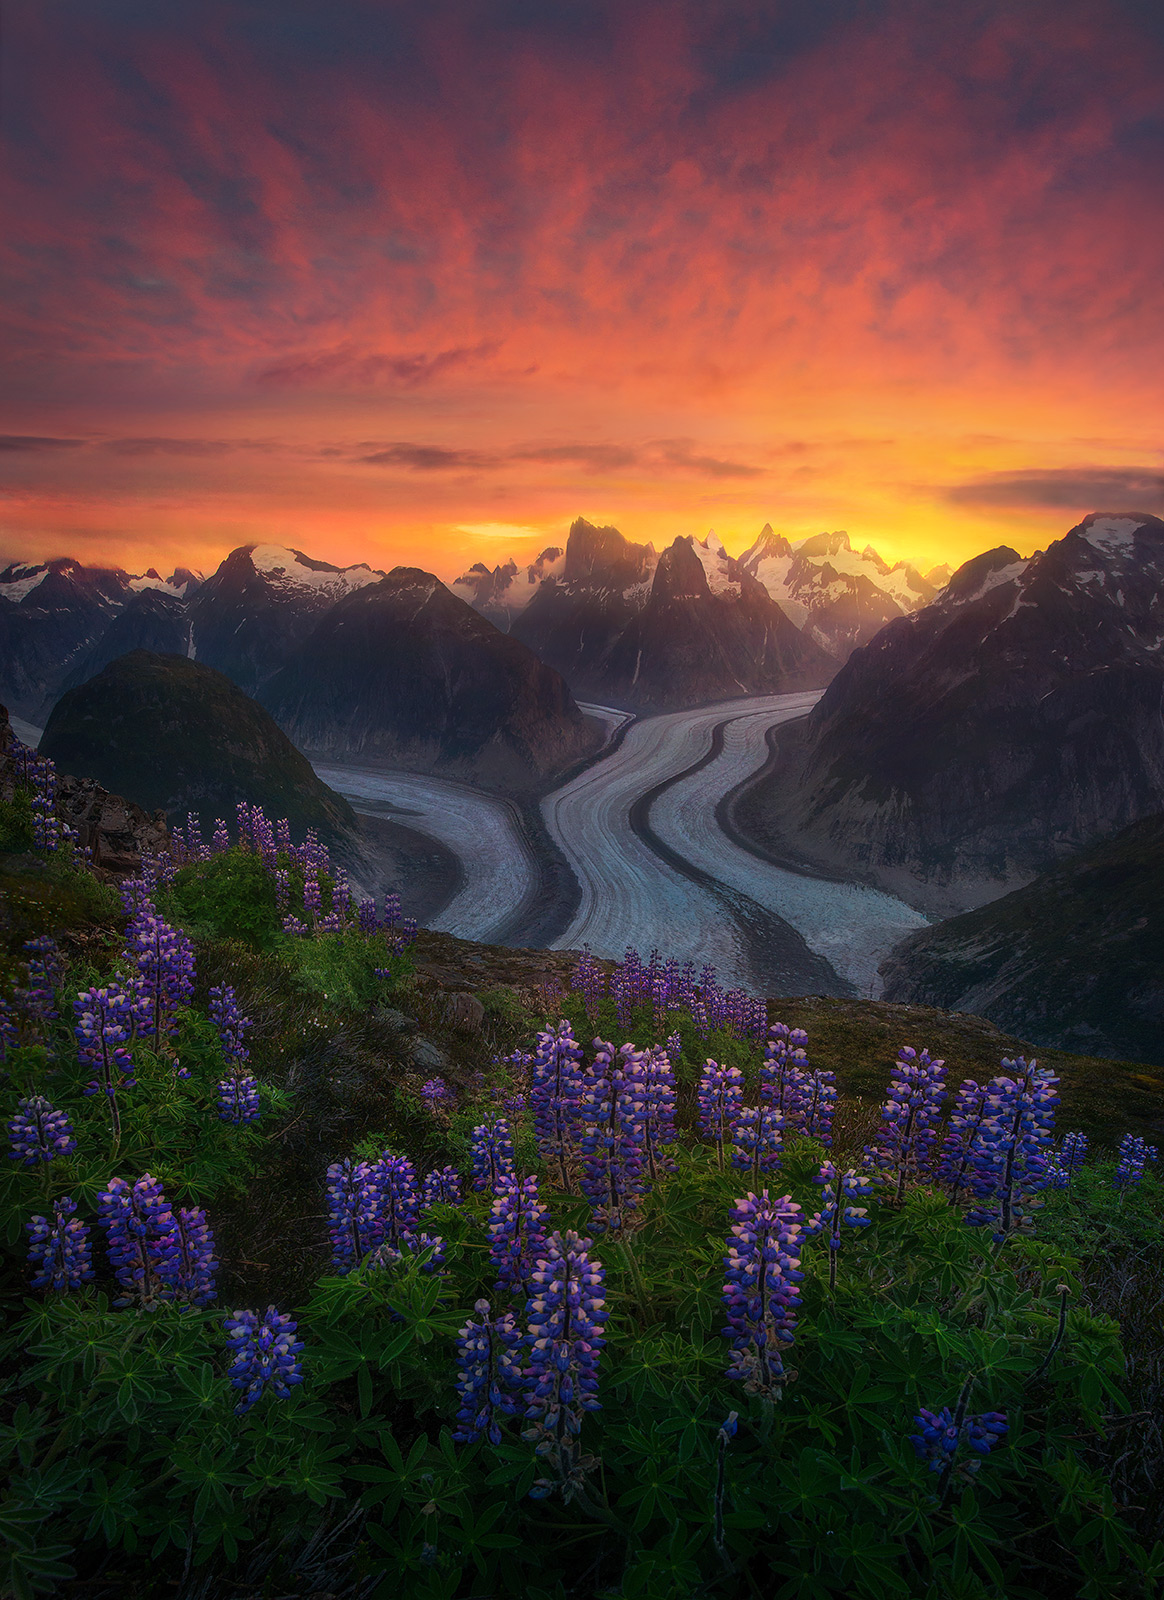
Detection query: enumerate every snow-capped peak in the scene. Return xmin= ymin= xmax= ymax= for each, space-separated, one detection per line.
xmin=685 ymin=534 xmax=740 ymax=597
xmin=1079 ymin=515 xmax=1144 ymax=556
xmin=246 ymin=544 xmax=383 ymax=597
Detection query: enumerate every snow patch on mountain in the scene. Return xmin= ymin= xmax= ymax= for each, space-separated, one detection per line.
xmin=0 ymin=565 xmax=51 ymax=604
xmin=1081 ymin=516 xmax=1142 ymax=555
xmin=687 ymin=532 xmax=741 ymax=597
xmin=248 ymin=545 xmax=383 ymax=597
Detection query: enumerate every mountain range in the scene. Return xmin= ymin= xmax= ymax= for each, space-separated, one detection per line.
xmin=732 ymin=512 xmax=1164 ymax=916
xmin=465 ymin=517 xmax=837 ymax=708
xmin=457 ymin=519 xmax=949 ymax=670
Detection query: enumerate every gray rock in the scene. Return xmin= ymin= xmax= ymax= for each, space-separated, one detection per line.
xmin=378 ymin=1008 xmax=419 ymax=1035
xmin=409 ymin=1037 xmax=450 ymax=1073
xmin=445 ymin=992 xmax=485 ymax=1032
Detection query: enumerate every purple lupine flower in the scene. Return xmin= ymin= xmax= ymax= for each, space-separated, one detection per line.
xmin=722 ymin=1190 xmax=805 ymax=1396
xmin=326 ymin=1158 xmax=385 ymax=1274
xmin=74 ymin=985 xmax=137 ymax=1147
xmin=217 ymin=1075 xmax=261 ymax=1124
xmin=223 ymin=1307 xmax=305 ymax=1415
xmin=641 ymin=1043 xmax=678 ymax=1182
xmin=813 ymin=1162 xmax=874 ymax=1290
xmin=368 ymin=1151 xmax=421 ymax=1244
xmin=531 ymin=1020 xmax=586 ymax=1189
xmin=579 ymin=1041 xmax=648 ymax=1232
xmin=801 ymin=1068 xmax=837 ymax=1145
xmin=27 ymin=1196 xmax=94 ymax=1292
xmin=404 ymin=1231 xmax=447 ymax=1271
xmin=209 ymin=984 xmax=251 ymax=1066
xmin=96 ymin=1173 xmax=171 ymax=1303
xmin=153 ymin=1205 xmax=218 ymax=1307
xmin=471 ymin=1119 xmax=517 ymax=1193
xmin=282 ymin=913 xmax=309 ymax=936
xmin=730 ymin=1105 xmax=785 ymax=1184
xmin=119 ymin=876 xmax=155 ymax=919
xmin=697 ymin=1059 xmax=745 ymax=1169
xmin=331 ymin=873 xmax=352 ymax=921
xmin=963 ymin=1058 xmax=1059 ymax=1238
xmin=910 ymin=1407 xmax=1008 ymax=1472
xmin=276 ymin=816 xmax=293 ymax=855
xmin=453 ymin=1298 xmax=527 ymax=1444
xmin=570 ymin=947 xmax=606 ymax=1021
xmin=936 ymin=1080 xmax=993 ymax=1202
xmin=303 ymin=876 xmax=322 ymax=922
xmin=123 ymin=910 xmax=195 ymax=1048
xmin=863 ymin=1047 xmax=948 ymax=1202
xmin=1050 ymin=1131 xmax=1089 ymax=1189
xmin=211 ymin=818 xmax=231 ymax=853
xmin=357 ymin=897 xmax=379 ymax=934
xmin=422 ymin=1165 xmax=462 ymax=1210
xmin=524 ymin=1231 xmax=607 ymax=1488
xmin=17 ymin=935 xmax=60 ymax=1023
xmin=420 ymin=1077 xmax=449 ymax=1110
xmin=760 ymin=1026 xmax=810 ymax=1132
xmin=488 ymin=1174 xmax=551 ymax=1298
xmin=273 ymin=868 xmax=291 ymax=911
xmin=8 ymin=1096 xmax=76 ymax=1165
xmin=1113 ymin=1134 xmax=1158 ymax=1191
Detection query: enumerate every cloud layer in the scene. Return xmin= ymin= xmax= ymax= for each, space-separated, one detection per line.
xmin=2 ymin=0 xmax=1162 ymax=575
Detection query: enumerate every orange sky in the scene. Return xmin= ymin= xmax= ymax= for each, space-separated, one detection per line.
xmin=2 ymin=1 xmax=1162 ymax=582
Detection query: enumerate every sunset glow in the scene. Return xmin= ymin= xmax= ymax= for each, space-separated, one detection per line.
xmin=3 ymin=0 xmax=1163 ymax=580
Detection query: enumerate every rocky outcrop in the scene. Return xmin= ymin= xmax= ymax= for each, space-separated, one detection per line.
xmin=739 ymin=526 xmax=943 ymax=659
xmin=451 ymin=547 xmax=565 ymax=630
xmin=39 ymin=652 xmax=356 ymax=845
xmin=732 ymin=513 xmax=1164 ymax=916
xmin=262 ymin=568 xmax=601 ymax=789
xmin=510 ymin=518 xmax=659 ymax=693
xmin=880 ymin=811 xmax=1164 ymax=1066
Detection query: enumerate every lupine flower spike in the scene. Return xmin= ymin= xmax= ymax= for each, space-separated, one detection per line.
xmin=223 ymin=1308 xmax=305 ymax=1415
xmin=863 ymin=1046 xmax=947 ymax=1202
xmin=27 ymin=1197 xmax=94 ymax=1292
xmin=453 ymin=1299 xmax=527 ymax=1444
xmin=722 ymin=1190 xmax=805 ymax=1396
xmin=8 ymin=1096 xmax=77 ymax=1167
xmin=813 ymin=1162 xmax=874 ymax=1290
xmin=1114 ymin=1134 xmax=1158 ymax=1193
xmin=524 ymin=1230 xmax=607 ymax=1500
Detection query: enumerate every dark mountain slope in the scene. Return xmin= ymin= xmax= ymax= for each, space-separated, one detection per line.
xmin=61 ymin=589 xmax=191 ymax=693
xmin=188 ymin=544 xmax=383 ymax=694
xmin=880 ymin=811 xmax=1164 ymax=1066
xmin=40 ymin=651 xmax=356 ymax=844
xmin=510 ymin=518 xmax=658 ymax=693
xmin=733 ymin=513 xmax=1164 ymax=916
xmin=262 ymin=568 xmax=600 ymax=788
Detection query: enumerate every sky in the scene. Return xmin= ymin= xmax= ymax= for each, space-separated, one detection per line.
xmin=2 ymin=0 xmax=1163 ymax=583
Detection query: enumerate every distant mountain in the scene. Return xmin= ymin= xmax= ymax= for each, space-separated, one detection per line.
xmin=262 ymin=567 xmax=601 ymax=788
xmin=732 ymin=512 xmax=1164 ymax=916
xmin=60 ymin=588 xmax=191 ymax=694
xmin=451 ymin=547 xmax=565 ymax=630
xmin=503 ymin=518 xmax=833 ymax=707
xmin=592 ymin=534 xmax=834 ymax=708
xmin=0 ymin=558 xmax=200 ymax=722
xmin=188 ymin=544 xmax=384 ymax=694
xmin=880 ymin=811 xmax=1164 ymax=1066
xmin=509 ymin=518 xmax=659 ymax=693
xmin=40 ymin=651 xmax=356 ymax=845
xmin=739 ymin=526 xmax=943 ymax=658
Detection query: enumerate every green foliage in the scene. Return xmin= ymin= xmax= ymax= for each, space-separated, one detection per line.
xmin=0 ymin=789 xmax=35 ymax=853
xmin=163 ymin=850 xmax=282 ymax=950
xmin=2 ymin=844 xmax=1163 ymax=1597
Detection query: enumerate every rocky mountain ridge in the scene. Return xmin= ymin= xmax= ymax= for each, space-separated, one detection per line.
xmin=732 ymin=511 xmax=1164 ymax=916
